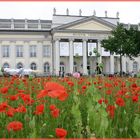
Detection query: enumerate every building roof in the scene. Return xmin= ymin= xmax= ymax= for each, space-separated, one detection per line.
xmin=0 ymin=14 xmax=138 ymax=32
xmin=0 ymin=18 xmax=52 ymax=31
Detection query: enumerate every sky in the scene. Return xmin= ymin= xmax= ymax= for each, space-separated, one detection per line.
xmin=0 ymin=2 xmax=140 ymax=24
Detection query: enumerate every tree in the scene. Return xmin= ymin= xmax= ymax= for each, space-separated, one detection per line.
xmin=101 ymin=23 xmax=140 ymax=76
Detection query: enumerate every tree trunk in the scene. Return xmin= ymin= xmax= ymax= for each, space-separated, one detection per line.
xmin=120 ymin=55 xmax=123 ymax=77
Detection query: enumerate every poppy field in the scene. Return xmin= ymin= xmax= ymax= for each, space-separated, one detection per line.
xmin=0 ymin=76 xmax=140 ymax=138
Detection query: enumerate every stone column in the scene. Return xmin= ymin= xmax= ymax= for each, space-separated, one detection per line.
xmin=24 ymin=41 xmax=30 ymax=69
xmin=10 ymin=41 xmax=16 ymax=68
xmin=122 ymin=56 xmax=126 ymax=73
xmin=54 ymin=39 xmax=60 ymax=76
xmin=37 ymin=41 xmax=43 ymax=73
xmin=110 ymin=54 xmax=114 ymax=74
xmin=50 ymin=44 xmax=53 ymax=74
xmin=97 ymin=40 xmax=102 ymax=64
xmin=69 ymin=39 xmax=74 ymax=74
xmin=82 ymin=39 xmax=88 ymax=75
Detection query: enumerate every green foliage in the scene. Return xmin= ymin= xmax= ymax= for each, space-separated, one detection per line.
xmin=133 ymin=116 xmax=140 ymax=137
xmin=101 ymin=23 xmax=139 ymax=57
xmin=101 ymin=23 xmax=140 ymax=75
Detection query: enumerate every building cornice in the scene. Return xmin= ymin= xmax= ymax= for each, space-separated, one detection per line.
xmin=0 ymin=38 xmax=51 ymax=42
xmin=0 ymin=29 xmax=51 ymax=32
xmin=52 ymin=29 xmax=111 ymax=34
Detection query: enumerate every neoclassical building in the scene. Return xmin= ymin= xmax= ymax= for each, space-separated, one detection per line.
xmin=0 ymin=9 xmax=139 ymax=75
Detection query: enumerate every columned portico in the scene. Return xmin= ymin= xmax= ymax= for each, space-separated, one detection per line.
xmin=54 ymin=39 xmax=60 ymax=76
xmin=82 ymin=39 xmax=88 ymax=75
xmin=69 ymin=39 xmax=74 ymax=74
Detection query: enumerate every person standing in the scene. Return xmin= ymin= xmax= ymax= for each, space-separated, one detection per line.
xmin=95 ymin=62 xmax=102 ymax=75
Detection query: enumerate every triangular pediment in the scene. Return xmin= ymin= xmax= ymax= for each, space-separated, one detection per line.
xmin=67 ymin=20 xmax=112 ymax=31
xmin=53 ymin=16 xmax=116 ymax=31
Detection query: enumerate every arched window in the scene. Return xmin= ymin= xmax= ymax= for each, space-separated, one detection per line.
xmin=16 ymin=62 xmax=23 ymax=69
xmin=3 ymin=63 xmax=9 ymax=68
xmin=44 ymin=62 xmax=50 ymax=73
xmin=60 ymin=62 xmax=65 ymax=72
xmin=133 ymin=61 xmax=138 ymax=72
xmin=30 ymin=63 xmax=37 ymax=70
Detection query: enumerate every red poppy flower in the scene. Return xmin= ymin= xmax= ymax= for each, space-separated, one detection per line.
xmin=7 ymin=121 xmax=23 ymax=132
xmin=82 ymin=85 xmax=87 ymax=90
xmin=10 ymin=95 xmax=18 ymax=101
xmin=106 ymin=105 xmax=115 ymax=118
xmin=131 ymin=83 xmax=137 ymax=88
xmin=0 ymin=87 xmax=8 ymax=94
xmin=104 ymin=83 xmax=112 ymax=88
xmin=6 ymin=108 xmax=15 ymax=117
xmin=116 ymin=97 xmax=125 ymax=107
xmin=0 ymin=102 xmax=9 ymax=112
xmin=98 ymin=99 xmax=103 ymax=104
xmin=48 ymin=90 xmax=68 ymax=101
xmin=45 ymin=82 xmax=65 ymax=92
xmin=49 ymin=104 xmax=56 ymax=111
xmin=67 ymin=81 xmax=74 ymax=87
xmin=51 ymin=108 xmax=60 ymax=118
xmin=106 ymin=89 xmax=112 ymax=95
xmin=44 ymin=82 xmax=68 ymax=101
xmin=34 ymin=104 xmax=44 ymax=115
xmin=16 ymin=105 xmax=26 ymax=113
xmin=21 ymin=94 xmax=34 ymax=105
xmin=37 ymin=90 xmax=48 ymax=99
xmin=132 ymin=95 xmax=139 ymax=102
xmin=55 ymin=128 xmax=67 ymax=138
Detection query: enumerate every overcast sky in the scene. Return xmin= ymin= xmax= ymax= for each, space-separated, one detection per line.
xmin=0 ymin=2 xmax=140 ymax=24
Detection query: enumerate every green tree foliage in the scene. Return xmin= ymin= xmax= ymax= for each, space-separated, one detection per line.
xmin=101 ymin=23 xmax=140 ymax=76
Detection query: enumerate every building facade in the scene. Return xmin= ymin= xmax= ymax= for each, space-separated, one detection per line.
xmin=0 ymin=10 xmax=140 ymax=75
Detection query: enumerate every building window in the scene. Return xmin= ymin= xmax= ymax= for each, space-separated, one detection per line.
xmin=44 ymin=62 xmax=50 ymax=73
xmin=2 ymin=46 xmax=9 ymax=57
xmin=3 ymin=63 xmax=9 ymax=68
xmin=16 ymin=46 xmax=23 ymax=57
xmin=43 ymin=45 xmax=50 ymax=57
xmin=31 ymin=63 xmax=37 ymax=70
xmin=133 ymin=61 xmax=138 ymax=72
xmin=74 ymin=61 xmax=77 ymax=72
xmin=126 ymin=62 xmax=129 ymax=72
xmin=60 ymin=62 xmax=65 ymax=72
xmin=30 ymin=45 xmax=36 ymax=57
xmin=16 ymin=62 xmax=23 ymax=69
